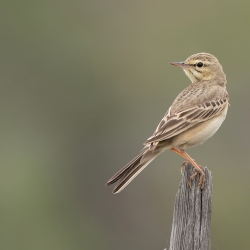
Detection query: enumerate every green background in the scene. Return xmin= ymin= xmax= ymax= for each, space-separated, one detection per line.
xmin=1 ymin=1 xmax=250 ymax=249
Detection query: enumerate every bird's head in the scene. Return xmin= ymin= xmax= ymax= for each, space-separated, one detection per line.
xmin=170 ymin=52 xmax=226 ymax=85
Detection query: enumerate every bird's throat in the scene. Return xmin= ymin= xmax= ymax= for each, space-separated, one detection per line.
xmin=183 ymin=69 xmax=199 ymax=83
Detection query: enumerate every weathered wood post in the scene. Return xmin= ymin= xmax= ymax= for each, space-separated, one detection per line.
xmin=168 ymin=163 xmax=213 ymax=250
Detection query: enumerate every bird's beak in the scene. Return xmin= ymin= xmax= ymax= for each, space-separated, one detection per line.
xmin=170 ymin=61 xmax=190 ymax=69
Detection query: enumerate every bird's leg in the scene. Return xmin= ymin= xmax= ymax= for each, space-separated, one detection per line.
xmin=171 ymin=148 xmax=195 ymax=174
xmin=171 ymin=147 xmax=196 ymax=162
xmin=170 ymin=148 xmax=193 ymax=174
xmin=171 ymin=147 xmax=186 ymax=158
xmin=179 ymin=150 xmax=205 ymax=189
xmin=179 ymin=150 xmax=204 ymax=174
xmin=171 ymin=148 xmax=205 ymax=189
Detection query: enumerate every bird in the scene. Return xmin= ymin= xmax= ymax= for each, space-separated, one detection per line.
xmin=106 ymin=52 xmax=229 ymax=194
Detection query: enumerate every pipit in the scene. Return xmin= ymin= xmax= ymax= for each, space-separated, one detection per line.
xmin=106 ymin=52 xmax=229 ymax=194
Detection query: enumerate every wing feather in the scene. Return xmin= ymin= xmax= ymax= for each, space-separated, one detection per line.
xmin=144 ymin=97 xmax=228 ymax=145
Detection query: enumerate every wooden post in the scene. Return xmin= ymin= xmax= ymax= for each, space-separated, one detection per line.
xmin=168 ymin=163 xmax=212 ymax=250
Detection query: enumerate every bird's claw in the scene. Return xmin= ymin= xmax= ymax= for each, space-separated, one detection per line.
xmin=180 ymin=161 xmax=189 ymax=175
xmin=188 ymin=165 xmax=205 ymax=189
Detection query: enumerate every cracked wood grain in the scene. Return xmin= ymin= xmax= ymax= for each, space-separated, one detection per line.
xmin=168 ymin=163 xmax=212 ymax=250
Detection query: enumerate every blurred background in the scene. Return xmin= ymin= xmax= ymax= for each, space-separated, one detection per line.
xmin=0 ymin=1 xmax=250 ymax=249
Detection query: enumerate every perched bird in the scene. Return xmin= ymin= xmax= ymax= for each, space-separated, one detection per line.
xmin=106 ymin=53 xmax=229 ymax=194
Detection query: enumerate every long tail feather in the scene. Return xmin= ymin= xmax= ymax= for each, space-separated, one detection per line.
xmin=106 ymin=149 xmax=146 ymax=186
xmin=106 ymin=148 xmax=161 ymax=194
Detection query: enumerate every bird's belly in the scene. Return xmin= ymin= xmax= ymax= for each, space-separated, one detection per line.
xmin=172 ymin=106 xmax=228 ymax=149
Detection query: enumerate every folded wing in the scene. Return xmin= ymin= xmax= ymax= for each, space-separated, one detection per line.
xmin=145 ymin=97 xmax=228 ymax=145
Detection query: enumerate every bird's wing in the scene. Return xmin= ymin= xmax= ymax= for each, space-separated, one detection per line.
xmin=144 ymin=96 xmax=228 ymax=145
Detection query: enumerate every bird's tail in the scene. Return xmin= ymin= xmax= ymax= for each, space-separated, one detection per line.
xmin=106 ymin=148 xmax=161 ymax=194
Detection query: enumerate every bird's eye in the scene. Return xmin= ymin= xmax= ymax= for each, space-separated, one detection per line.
xmin=197 ymin=62 xmax=203 ymax=68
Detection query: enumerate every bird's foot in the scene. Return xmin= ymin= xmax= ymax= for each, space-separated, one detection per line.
xmin=180 ymin=161 xmax=189 ymax=175
xmin=188 ymin=165 xmax=205 ymax=189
